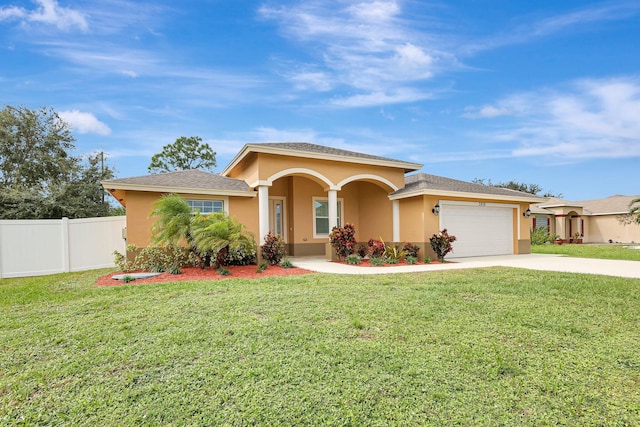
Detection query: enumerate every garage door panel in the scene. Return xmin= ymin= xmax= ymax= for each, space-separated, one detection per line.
xmin=441 ymin=204 xmax=513 ymax=258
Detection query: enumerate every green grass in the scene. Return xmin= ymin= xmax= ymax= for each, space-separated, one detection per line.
xmin=1 ymin=268 xmax=639 ymax=425
xmin=532 ymin=243 xmax=640 ymax=261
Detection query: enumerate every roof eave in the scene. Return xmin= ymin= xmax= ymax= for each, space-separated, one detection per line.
xmin=389 ymin=188 xmax=544 ymax=203
xmin=221 ymin=143 xmax=422 ymax=176
xmin=101 ymin=181 xmax=256 ymax=198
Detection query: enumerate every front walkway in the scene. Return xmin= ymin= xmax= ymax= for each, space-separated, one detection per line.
xmin=290 ymin=254 xmax=640 ymax=279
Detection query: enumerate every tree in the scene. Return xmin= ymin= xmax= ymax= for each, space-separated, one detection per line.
xmin=629 ymin=198 xmax=640 ymax=225
xmin=472 ymin=178 xmax=562 ymax=198
xmin=0 ymin=105 xmax=117 ymax=219
xmin=148 ymin=136 xmax=217 ymax=174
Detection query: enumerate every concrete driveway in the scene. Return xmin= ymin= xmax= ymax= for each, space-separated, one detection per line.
xmin=291 ymin=254 xmax=640 ymax=279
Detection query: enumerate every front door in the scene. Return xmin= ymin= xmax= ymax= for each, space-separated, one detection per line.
xmin=269 ymin=198 xmax=286 ymax=240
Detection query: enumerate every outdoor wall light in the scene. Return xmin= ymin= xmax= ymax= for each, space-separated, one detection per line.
xmin=432 ymin=203 xmax=440 ymax=215
xmin=523 ymin=208 xmax=532 ymax=218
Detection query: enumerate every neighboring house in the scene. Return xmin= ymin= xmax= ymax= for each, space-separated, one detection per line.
xmin=102 ymin=143 xmax=543 ymax=259
xmin=531 ymin=195 xmax=640 ymax=243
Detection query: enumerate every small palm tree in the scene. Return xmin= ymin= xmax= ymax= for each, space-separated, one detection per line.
xmin=149 ymin=193 xmax=211 ymax=267
xmin=191 ymin=212 xmax=256 ymax=268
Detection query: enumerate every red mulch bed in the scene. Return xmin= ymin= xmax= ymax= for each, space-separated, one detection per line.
xmin=96 ymin=265 xmax=315 ymax=287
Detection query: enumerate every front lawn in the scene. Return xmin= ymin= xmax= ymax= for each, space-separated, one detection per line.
xmin=532 ymin=243 xmax=640 ymax=261
xmin=1 ymin=269 xmax=639 ymax=425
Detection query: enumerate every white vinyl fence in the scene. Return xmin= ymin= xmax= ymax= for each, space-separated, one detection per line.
xmin=0 ymin=216 xmax=126 ymax=279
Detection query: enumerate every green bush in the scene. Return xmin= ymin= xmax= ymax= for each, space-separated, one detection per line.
xmin=217 ymin=267 xmax=230 ymax=276
xmin=531 ymin=226 xmax=555 ymax=245
xmin=345 ymin=254 xmax=361 ymax=265
xmin=370 ymin=257 xmax=384 ymax=266
xmin=261 ymin=232 xmax=286 ymax=265
xmin=281 ymin=258 xmax=293 ymax=269
xmin=405 ymin=256 xmax=417 ymax=265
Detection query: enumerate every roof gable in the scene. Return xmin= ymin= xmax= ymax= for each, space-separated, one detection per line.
xmin=221 ymin=142 xmax=423 ymax=176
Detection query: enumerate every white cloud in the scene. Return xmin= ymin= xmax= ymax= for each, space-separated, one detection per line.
xmin=259 ymin=0 xmax=452 ymax=107
xmin=464 ymin=76 xmax=640 ymax=161
xmin=0 ymin=0 xmax=88 ymax=31
xmin=332 ymin=88 xmax=433 ymax=107
xmin=59 ymin=110 xmax=111 ymax=135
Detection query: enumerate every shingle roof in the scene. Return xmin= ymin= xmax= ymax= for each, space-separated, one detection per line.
xmin=392 ymin=173 xmax=545 ymax=200
xmin=103 ymin=169 xmax=250 ymax=192
xmin=577 ymin=195 xmax=640 ymax=215
xmin=253 ymin=142 xmax=409 ymax=164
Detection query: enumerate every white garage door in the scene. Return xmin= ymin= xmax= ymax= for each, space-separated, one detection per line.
xmin=440 ymin=202 xmax=514 ymax=258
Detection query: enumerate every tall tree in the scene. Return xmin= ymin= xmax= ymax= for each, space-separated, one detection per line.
xmin=472 ymin=178 xmax=562 ymax=198
xmin=629 ymin=198 xmax=640 ymax=225
xmin=148 ymin=136 xmax=217 ymax=174
xmin=0 ymin=105 xmax=117 ymax=219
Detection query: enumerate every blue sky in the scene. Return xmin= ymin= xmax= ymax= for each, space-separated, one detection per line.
xmin=1 ymin=0 xmax=639 ymax=200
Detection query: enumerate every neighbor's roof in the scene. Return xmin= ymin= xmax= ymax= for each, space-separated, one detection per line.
xmin=221 ymin=142 xmax=423 ymax=176
xmin=577 ymin=195 xmax=640 ymax=215
xmin=101 ymin=169 xmax=254 ymax=197
xmin=531 ymin=195 xmax=639 ymax=216
xmin=390 ymin=173 xmax=545 ymax=202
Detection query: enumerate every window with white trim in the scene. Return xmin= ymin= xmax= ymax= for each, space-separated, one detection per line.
xmin=313 ymin=197 xmax=342 ymax=237
xmin=187 ymin=199 xmax=224 ymax=214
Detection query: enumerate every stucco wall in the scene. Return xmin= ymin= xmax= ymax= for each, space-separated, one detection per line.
xmin=586 ymin=215 xmax=640 ymax=243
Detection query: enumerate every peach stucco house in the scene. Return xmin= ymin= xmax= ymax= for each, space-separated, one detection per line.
xmin=531 ymin=196 xmax=640 ymax=244
xmin=102 ymin=143 xmax=544 ymax=259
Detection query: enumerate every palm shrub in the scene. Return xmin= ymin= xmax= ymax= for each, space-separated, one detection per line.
xmin=329 ymin=223 xmax=357 ymax=260
xmin=429 ymin=229 xmax=457 ymax=262
xmin=191 ymin=212 xmax=257 ymax=268
xmin=150 ymin=194 xmax=256 ymax=268
xmin=261 ymin=232 xmax=286 ymax=265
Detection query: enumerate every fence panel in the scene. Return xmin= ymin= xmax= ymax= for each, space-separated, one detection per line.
xmin=0 ymin=216 xmax=126 ymax=279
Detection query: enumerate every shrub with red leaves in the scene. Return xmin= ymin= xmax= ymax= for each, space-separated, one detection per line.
xmin=329 ymin=223 xmax=357 ymax=260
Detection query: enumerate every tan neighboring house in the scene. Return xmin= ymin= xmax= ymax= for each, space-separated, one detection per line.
xmin=531 ymin=195 xmax=640 ymax=243
xmin=102 ymin=143 xmax=543 ymax=259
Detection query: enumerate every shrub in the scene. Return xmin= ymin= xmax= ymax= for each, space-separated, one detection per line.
xmin=429 ymin=229 xmax=457 ymax=262
xmin=113 ymin=249 xmax=134 ymax=272
xmin=345 ymin=254 xmax=361 ymax=265
xmin=227 ymin=244 xmax=257 ymax=266
xmin=402 ymin=243 xmax=420 ymax=258
xmin=356 ymin=244 xmax=367 ymax=258
xmin=424 ymin=256 xmax=432 ymax=264
xmin=382 ymin=241 xmax=407 ymax=263
xmin=217 ymin=267 xmax=230 ymax=276
xmin=367 ymin=238 xmax=385 ymax=258
xmin=281 ymin=258 xmax=293 ymax=269
xmin=531 ymin=226 xmax=555 ymax=245
xmin=329 ymin=223 xmax=357 ymax=260
xmin=261 ymin=232 xmax=286 ymax=265
xmin=405 ymin=256 xmax=417 ymax=265
xmin=256 ymin=261 xmax=268 ymax=273
xmin=370 ymin=257 xmax=384 ymax=266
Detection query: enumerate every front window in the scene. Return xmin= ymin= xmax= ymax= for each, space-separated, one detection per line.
xmin=313 ymin=197 xmax=342 ymax=237
xmin=187 ymin=199 xmax=224 ymax=214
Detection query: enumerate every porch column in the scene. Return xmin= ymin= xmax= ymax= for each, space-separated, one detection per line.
xmin=392 ymin=200 xmax=400 ymax=242
xmin=258 ymin=185 xmax=270 ymax=242
xmin=328 ymin=189 xmax=338 ymax=231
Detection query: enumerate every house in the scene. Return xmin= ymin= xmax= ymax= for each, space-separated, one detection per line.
xmin=531 ymin=195 xmax=640 ymax=244
xmin=102 ymin=142 xmax=544 ymax=259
